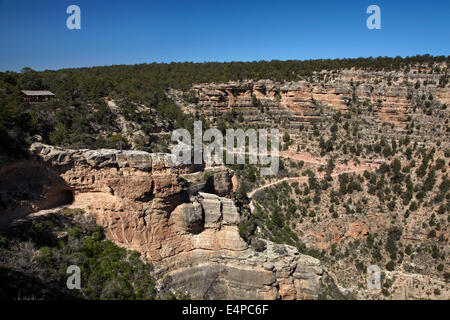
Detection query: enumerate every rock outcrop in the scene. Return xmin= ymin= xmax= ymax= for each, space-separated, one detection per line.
xmin=157 ymin=238 xmax=323 ymax=300
xmin=29 ymin=142 xmax=188 ymax=172
xmin=0 ymin=143 xmax=324 ymax=300
xmin=172 ymin=69 xmax=449 ymax=126
xmin=204 ymin=170 xmax=233 ymax=197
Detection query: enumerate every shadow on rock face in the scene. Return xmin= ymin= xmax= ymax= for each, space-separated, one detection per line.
xmin=0 ymin=160 xmax=74 ymax=227
xmin=204 ymin=171 xmax=232 ymax=197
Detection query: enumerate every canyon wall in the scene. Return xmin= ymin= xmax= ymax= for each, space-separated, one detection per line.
xmin=0 ymin=143 xmax=323 ymax=300
xmin=173 ymin=69 xmax=448 ymax=126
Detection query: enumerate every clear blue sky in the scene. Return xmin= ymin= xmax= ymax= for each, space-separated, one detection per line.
xmin=0 ymin=0 xmax=449 ymax=71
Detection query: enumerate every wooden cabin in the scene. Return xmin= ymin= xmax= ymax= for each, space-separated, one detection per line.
xmin=21 ymin=90 xmax=55 ymax=103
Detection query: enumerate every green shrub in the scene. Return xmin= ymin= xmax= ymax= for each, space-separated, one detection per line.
xmin=36 ymin=246 xmax=53 ymax=266
xmin=252 ymin=239 xmax=267 ymax=252
xmin=405 ymin=244 xmax=412 ymax=256
xmin=385 ymin=261 xmax=395 ymax=271
xmin=409 ymin=201 xmax=418 ymax=211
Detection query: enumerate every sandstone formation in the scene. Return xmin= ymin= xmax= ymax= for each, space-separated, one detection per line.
xmin=171 ymin=69 xmax=449 ymax=126
xmin=28 ymin=142 xmax=186 ymax=172
xmin=0 ymin=143 xmax=324 ymax=300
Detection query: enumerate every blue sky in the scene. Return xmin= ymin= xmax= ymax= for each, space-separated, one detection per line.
xmin=0 ymin=0 xmax=449 ymax=71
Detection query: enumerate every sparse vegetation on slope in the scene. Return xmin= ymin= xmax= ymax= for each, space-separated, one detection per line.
xmin=0 ymin=208 xmax=184 ymax=300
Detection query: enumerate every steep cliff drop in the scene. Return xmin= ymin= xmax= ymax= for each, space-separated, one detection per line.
xmin=0 ymin=143 xmax=323 ymax=300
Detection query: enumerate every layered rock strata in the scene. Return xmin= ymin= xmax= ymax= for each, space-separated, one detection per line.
xmin=0 ymin=143 xmax=323 ymax=299
xmin=174 ymin=70 xmax=448 ymax=125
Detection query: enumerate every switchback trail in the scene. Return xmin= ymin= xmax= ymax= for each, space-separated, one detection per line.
xmin=247 ymin=163 xmax=379 ymax=201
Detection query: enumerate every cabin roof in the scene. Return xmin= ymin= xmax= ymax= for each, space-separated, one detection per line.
xmin=21 ymin=90 xmax=55 ymax=96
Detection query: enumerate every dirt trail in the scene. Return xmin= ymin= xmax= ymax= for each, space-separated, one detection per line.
xmin=220 ymin=148 xmax=326 ymax=166
xmin=247 ymin=163 xmax=378 ymax=199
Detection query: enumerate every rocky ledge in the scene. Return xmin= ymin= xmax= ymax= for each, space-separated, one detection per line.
xmin=29 ymin=142 xmax=188 ymax=172
xmin=161 ymin=192 xmax=323 ymax=299
xmin=173 ymin=70 xmax=449 ymax=126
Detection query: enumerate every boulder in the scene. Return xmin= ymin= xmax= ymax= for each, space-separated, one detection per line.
xmin=116 ymin=151 xmax=152 ymax=170
xmin=180 ymin=202 xmax=203 ymax=233
xmin=221 ymin=198 xmax=240 ymax=224
xmin=200 ymin=198 xmax=221 ymax=226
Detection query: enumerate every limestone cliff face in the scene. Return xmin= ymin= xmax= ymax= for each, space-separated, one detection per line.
xmin=173 ymin=69 xmax=448 ymax=125
xmin=0 ymin=143 xmax=324 ymax=300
